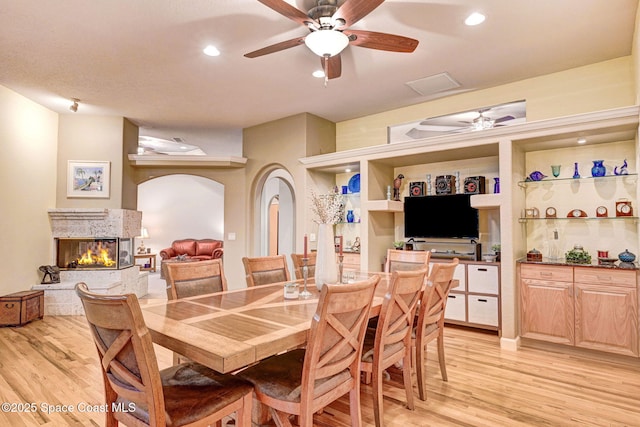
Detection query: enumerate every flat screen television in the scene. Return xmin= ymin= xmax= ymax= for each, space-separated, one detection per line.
xmin=404 ymin=194 xmax=479 ymax=239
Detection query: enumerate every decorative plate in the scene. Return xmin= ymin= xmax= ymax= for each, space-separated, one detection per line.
xmin=348 ymin=173 xmax=360 ymax=193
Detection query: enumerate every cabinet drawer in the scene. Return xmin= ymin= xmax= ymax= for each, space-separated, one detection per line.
xmin=444 ymin=292 xmax=466 ymax=322
xmin=520 ymin=264 xmax=573 ymax=282
xmin=468 ymin=295 xmax=499 ymax=326
xmin=432 ymin=262 xmax=466 ymax=291
xmin=574 ymin=267 xmax=636 ymax=287
xmin=468 ymin=264 xmax=499 ymax=294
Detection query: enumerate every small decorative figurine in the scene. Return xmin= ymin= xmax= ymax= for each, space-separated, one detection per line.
xmin=527 ymin=171 xmax=547 ymax=181
xmin=614 ymin=159 xmax=629 ymax=175
xmin=39 ymin=265 xmax=60 ymax=284
xmin=393 ymin=174 xmax=405 ymax=201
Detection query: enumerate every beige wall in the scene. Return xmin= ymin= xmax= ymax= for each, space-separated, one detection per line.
xmin=0 ymin=86 xmax=58 ymax=293
xmin=56 ymin=115 xmax=132 ymax=208
xmin=243 ymin=113 xmax=336 ymax=257
xmin=337 ymin=57 xmax=635 ymax=151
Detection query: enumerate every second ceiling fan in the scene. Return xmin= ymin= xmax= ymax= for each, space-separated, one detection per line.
xmin=244 ymin=0 xmax=419 ymax=80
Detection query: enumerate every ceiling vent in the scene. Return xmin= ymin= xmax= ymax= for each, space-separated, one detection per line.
xmin=406 ymin=72 xmax=461 ymax=96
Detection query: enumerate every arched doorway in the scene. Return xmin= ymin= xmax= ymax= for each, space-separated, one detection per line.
xmin=257 ymin=168 xmax=295 ymax=263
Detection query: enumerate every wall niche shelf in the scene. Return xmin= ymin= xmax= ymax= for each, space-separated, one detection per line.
xmin=470 ymin=193 xmax=502 ymax=209
xmin=366 ymin=200 xmax=403 ymax=212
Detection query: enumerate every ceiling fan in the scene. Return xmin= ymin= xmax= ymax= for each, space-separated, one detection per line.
xmin=244 ymin=0 xmax=419 ymax=80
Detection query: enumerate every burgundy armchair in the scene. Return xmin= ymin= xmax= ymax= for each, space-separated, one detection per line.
xmin=160 ymin=238 xmax=223 ymax=261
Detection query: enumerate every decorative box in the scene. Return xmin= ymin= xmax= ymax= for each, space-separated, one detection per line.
xmin=409 ymin=181 xmax=425 ymax=196
xmin=0 ymin=290 xmax=44 ymax=327
xmin=435 ymin=175 xmax=456 ymax=195
xmin=526 ymin=248 xmax=542 ymax=262
xmin=464 ymin=176 xmax=486 ymax=194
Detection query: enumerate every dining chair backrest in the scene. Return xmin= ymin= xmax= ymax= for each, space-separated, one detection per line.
xmin=242 ymin=255 xmax=291 ymax=287
xmin=385 ymin=249 xmax=431 ymax=274
xmin=413 ymin=258 xmax=459 ymax=401
xmin=164 ymin=258 xmax=227 ymax=300
xmin=300 ymin=275 xmax=379 ymax=419
xmin=360 ymin=268 xmax=427 ymax=426
xmin=76 ymin=282 xmax=254 ymax=427
xmin=291 ymin=252 xmax=317 ymax=280
xmin=76 ymin=282 xmax=170 ymax=425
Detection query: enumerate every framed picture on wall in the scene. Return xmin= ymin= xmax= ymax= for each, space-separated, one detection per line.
xmin=66 ymin=160 xmax=110 ymax=198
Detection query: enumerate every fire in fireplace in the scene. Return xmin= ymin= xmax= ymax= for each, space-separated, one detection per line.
xmin=56 ymin=238 xmax=133 ymax=270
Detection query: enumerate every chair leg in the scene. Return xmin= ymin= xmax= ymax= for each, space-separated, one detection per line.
xmin=350 ymin=382 xmax=363 ymax=427
xmin=437 ymin=325 xmax=448 ymax=382
xmin=236 ymin=393 xmax=252 ymax=427
xmin=415 ymin=338 xmax=427 ymax=401
xmin=270 ymin=408 xmax=295 ymax=427
xmin=402 ymin=350 xmax=415 ymax=411
xmin=372 ymin=366 xmax=384 ymax=427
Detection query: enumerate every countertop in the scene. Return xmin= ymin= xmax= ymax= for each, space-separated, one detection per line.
xmin=517 ymin=257 xmax=639 ymax=270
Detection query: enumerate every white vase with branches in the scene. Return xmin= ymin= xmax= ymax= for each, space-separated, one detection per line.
xmin=310 ymin=190 xmax=343 ymax=290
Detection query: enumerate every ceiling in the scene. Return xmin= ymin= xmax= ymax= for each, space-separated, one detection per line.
xmin=1 ymin=0 xmax=637 ymax=145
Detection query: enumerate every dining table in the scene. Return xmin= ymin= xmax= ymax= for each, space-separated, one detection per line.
xmin=141 ymin=272 xmax=391 ymax=374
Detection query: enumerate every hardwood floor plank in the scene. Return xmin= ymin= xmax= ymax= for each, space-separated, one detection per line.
xmin=1 ymin=318 xmax=639 ymax=426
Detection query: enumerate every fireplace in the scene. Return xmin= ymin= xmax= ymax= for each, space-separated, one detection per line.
xmin=56 ymin=237 xmax=133 ymax=270
xmin=35 ymin=208 xmax=147 ymax=316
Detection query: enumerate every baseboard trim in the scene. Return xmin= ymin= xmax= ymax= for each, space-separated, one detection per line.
xmin=500 ymin=336 xmax=521 ymax=351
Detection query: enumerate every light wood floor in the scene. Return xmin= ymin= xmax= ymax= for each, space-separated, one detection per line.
xmin=1 ymin=316 xmax=639 ymax=427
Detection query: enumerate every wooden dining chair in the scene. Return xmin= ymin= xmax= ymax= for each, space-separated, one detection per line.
xmin=290 ymin=252 xmax=317 ymax=280
xmin=384 ymin=249 xmax=431 ymax=273
xmin=412 ymin=258 xmax=459 ymax=401
xmin=242 ymin=255 xmax=291 ymax=287
xmin=75 ymin=282 xmax=253 ymax=427
xmin=164 ymin=258 xmax=228 ymax=365
xmin=164 ymin=258 xmax=227 ymax=300
xmin=238 ymin=275 xmax=380 ymax=427
xmin=360 ymin=268 xmax=427 ymax=427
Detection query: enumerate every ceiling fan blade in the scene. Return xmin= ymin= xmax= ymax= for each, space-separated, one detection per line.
xmin=346 ymin=30 xmax=418 ymax=53
xmin=494 ymin=115 xmax=515 ymax=124
xmin=323 ymin=54 xmax=342 ymax=79
xmin=257 ymin=0 xmax=311 ymax=26
xmin=244 ymin=36 xmax=306 ymax=58
xmin=332 ymin=0 xmax=385 ymax=28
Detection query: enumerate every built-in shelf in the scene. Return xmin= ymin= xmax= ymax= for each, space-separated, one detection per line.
xmin=128 ymin=154 xmax=247 ymax=168
xmin=517 ymin=173 xmax=638 ymax=188
xmin=470 ymin=193 xmax=502 ymax=209
xmin=519 ymin=216 xmax=638 ymax=223
xmin=366 ymin=200 xmax=404 ymax=212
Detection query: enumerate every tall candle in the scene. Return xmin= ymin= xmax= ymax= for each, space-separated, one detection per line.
xmin=303 ymin=234 xmax=308 ymax=258
xmin=339 ymin=235 xmax=343 ymax=256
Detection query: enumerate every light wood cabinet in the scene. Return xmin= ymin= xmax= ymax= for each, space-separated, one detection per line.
xmin=519 ymin=263 xmax=639 ymax=356
xmin=574 ymin=267 xmax=638 ymax=356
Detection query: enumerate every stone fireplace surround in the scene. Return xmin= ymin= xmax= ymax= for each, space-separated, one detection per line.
xmin=33 ymin=208 xmax=148 ymax=315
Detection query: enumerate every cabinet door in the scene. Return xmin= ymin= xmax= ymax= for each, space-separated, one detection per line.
xmin=574 ymin=283 xmax=638 ymax=357
xmin=444 ymin=292 xmax=466 ymax=322
xmin=520 ymin=278 xmax=574 ymax=345
xmin=431 ymin=261 xmax=466 ymax=291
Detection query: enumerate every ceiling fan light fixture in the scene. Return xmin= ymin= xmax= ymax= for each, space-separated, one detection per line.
xmin=472 ymin=113 xmax=494 ymax=131
xmin=304 ymin=29 xmax=349 ymax=57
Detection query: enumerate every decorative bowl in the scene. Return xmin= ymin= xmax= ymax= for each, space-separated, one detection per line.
xmin=482 ymin=254 xmax=497 ymax=262
xmin=618 ymin=249 xmax=636 ymax=263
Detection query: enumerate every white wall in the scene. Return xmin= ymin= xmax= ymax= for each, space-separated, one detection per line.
xmin=0 ymin=86 xmax=58 ymax=293
xmin=137 ymin=174 xmax=224 ymax=266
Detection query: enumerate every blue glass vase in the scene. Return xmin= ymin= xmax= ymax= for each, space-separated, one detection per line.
xmin=591 ymin=160 xmax=606 ymax=177
xmin=346 ymin=210 xmax=354 ymax=223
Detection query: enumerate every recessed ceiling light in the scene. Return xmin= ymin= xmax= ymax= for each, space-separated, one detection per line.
xmin=577 ymin=138 xmax=587 ymax=144
xmin=312 ymin=70 xmax=325 ymax=78
xmin=465 ymin=12 xmax=486 ymax=26
xmin=345 ymin=168 xmax=351 ymax=173
xmin=203 ymin=45 xmax=220 ymax=57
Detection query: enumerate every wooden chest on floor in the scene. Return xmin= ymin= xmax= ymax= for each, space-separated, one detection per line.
xmin=0 ymin=290 xmax=44 ymax=327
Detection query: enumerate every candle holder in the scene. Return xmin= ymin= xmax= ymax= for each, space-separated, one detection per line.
xmin=299 ymin=257 xmax=312 ymax=299
xmin=338 ymin=255 xmax=344 ymax=284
